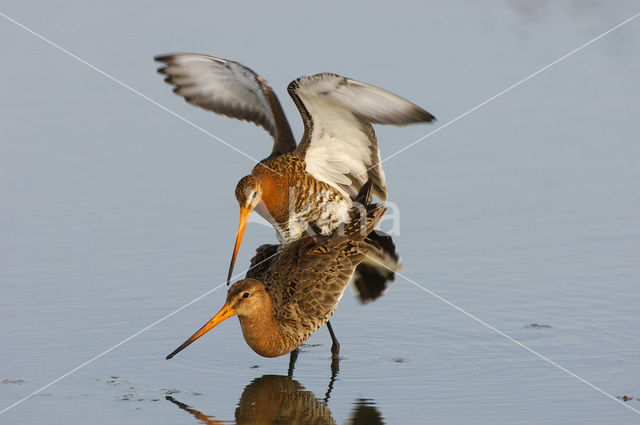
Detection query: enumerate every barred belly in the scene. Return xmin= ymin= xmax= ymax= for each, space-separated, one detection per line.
xmin=277 ymin=195 xmax=351 ymax=244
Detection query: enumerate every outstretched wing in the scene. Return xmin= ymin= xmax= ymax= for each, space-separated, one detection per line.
xmin=155 ymin=53 xmax=296 ymax=155
xmin=289 ymin=73 xmax=434 ymax=200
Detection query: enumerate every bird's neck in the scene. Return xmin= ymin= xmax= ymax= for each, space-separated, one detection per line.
xmin=253 ymin=168 xmax=290 ymax=223
xmin=237 ymin=301 xmax=292 ymax=358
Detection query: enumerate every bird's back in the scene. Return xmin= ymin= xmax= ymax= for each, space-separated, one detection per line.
xmin=257 ymin=201 xmax=386 ymax=343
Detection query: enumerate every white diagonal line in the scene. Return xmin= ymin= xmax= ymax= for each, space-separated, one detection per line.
xmin=0 ymin=249 xmax=280 ymax=416
xmin=0 ymin=11 xmax=281 ymax=176
xmin=366 ymin=11 xmax=640 ymax=173
xmin=361 ymin=252 xmax=640 ymax=416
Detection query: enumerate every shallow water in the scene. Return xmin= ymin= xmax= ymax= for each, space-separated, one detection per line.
xmin=2 ymin=1 xmax=640 ymax=424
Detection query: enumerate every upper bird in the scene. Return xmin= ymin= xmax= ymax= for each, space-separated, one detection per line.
xmin=155 ymin=54 xmax=435 ymax=284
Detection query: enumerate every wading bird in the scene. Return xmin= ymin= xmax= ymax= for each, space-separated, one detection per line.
xmin=166 ymin=194 xmax=386 ymax=360
xmin=155 ymin=54 xmax=434 ymax=298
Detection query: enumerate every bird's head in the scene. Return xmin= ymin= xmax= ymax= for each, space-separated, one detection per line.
xmin=235 ymin=175 xmax=263 ymax=211
xmin=165 ymin=279 xmax=270 ymax=359
xmin=225 ymin=278 xmax=270 ymax=317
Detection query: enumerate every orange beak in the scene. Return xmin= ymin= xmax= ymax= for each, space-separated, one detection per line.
xmin=166 ymin=303 xmax=236 ymax=359
xmin=227 ymin=207 xmax=251 ymax=285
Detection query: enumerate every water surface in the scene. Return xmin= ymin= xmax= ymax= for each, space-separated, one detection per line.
xmin=2 ymin=1 xmax=640 ymax=424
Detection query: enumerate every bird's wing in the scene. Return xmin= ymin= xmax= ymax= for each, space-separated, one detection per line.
xmin=289 ymin=73 xmax=434 ymax=200
xmin=246 ymin=244 xmax=280 ymax=281
xmin=155 ymin=53 xmax=296 ymax=155
xmin=265 ymin=238 xmax=356 ymax=320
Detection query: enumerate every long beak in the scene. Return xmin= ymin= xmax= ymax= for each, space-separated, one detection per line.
xmin=166 ymin=304 xmax=236 ymax=359
xmin=227 ymin=207 xmax=251 ymax=285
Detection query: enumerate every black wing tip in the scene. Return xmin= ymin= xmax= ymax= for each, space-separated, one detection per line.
xmin=154 ymin=53 xmax=208 ymax=67
xmin=154 ymin=54 xmax=175 ymax=63
xmin=408 ymin=105 xmax=436 ymax=123
xmin=421 ymin=109 xmax=437 ymax=123
xmin=154 ymin=54 xmax=178 ymax=76
xmin=154 ymin=52 xmax=202 ymax=63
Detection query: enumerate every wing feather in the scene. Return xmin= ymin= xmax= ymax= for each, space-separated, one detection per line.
xmin=289 ymin=73 xmax=435 ymax=200
xmin=155 ymin=53 xmax=296 ymax=155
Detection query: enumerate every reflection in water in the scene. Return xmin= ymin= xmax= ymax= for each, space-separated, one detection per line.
xmin=347 ymin=399 xmax=385 ymax=425
xmin=166 ymin=374 xmax=384 ymax=425
xmin=165 ymin=396 xmax=226 ymax=425
xmin=235 ymin=375 xmax=334 ymax=425
xmin=286 ymin=348 xmax=339 ymax=403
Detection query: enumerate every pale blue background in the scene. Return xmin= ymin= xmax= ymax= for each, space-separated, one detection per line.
xmin=2 ymin=1 xmax=640 ymax=424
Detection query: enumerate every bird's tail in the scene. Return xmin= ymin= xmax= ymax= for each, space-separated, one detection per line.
xmin=351 ymin=230 xmax=401 ymax=303
xmin=348 ymin=179 xmax=401 ymax=303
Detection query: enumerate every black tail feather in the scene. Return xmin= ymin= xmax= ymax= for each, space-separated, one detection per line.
xmin=351 ymin=229 xmax=401 ymax=303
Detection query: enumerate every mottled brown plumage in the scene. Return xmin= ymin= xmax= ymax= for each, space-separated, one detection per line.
xmin=166 ymin=203 xmax=386 ymax=359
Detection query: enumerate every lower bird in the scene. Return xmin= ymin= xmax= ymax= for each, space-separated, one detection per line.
xmin=166 ymin=194 xmax=386 ymax=360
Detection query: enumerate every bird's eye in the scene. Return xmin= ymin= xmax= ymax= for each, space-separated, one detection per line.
xmin=242 ymin=292 xmax=250 ymax=298
xmin=251 ymin=192 xmax=257 ymax=199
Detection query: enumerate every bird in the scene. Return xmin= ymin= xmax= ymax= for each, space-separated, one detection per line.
xmin=155 ymin=53 xmax=434 ymax=292
xmin=165 ymin=193 xmax=386 ymax=360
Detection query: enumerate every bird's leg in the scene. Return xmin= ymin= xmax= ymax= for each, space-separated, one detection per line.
xmin=287 ymin=348 xmax=299 ymax=378
xmin=326 ymin=321 xmax=340 ymax=360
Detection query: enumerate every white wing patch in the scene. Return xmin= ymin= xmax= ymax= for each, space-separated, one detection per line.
xmin=304 ymin=110 xmax=380 ymax=193
xmin=291 ymin=74 xmax=434 ymax=201
xmin=156 ymin=54 xmax=276 ymax=137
